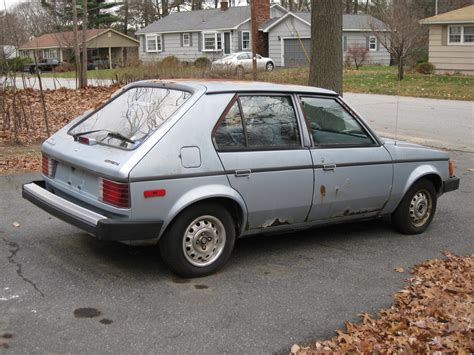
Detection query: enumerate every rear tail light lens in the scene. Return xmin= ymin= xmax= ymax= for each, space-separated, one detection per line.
xmin=99 ymin=178 xmax=130 ymax=208
xmin=449 ymin=160 xmax=454 ymax=178
xmin=42 ymin=153 xmax=56 ymax=178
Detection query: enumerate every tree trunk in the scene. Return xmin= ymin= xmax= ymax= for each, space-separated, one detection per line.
xmin=72 ymin=0 xmax=82 ymax=88
xmin=81 ymin=0 xmax=88 ymax=88
xmin=123 ymin=0 xmax=129 ymax=34
xmin=161 ymin=0 xmax=169 ymax=17
xmin=398 ymin=56 xmax=404 ymax=81
xmin=308 ymin=0 xmax=343 ymax=95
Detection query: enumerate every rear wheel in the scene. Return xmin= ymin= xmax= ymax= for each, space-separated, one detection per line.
xmin=266 ymin=62 xmax=274 ymax=71
xmin=391 ymin=179 xmax=437 ymax=234
xmin=159 ymin=202 xmax=236 ymax=278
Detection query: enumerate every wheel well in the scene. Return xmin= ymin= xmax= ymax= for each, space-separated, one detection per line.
xmin=166 ymin=198 xmax=245 ymax=238
xmin=418 ymin=174 xmax=442 ymax=194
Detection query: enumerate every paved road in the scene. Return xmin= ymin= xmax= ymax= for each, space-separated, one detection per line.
xmin=1 ymin=150 xmax=473 ymax=353
xmin=344 ymin=93 xmax=474 ymax=153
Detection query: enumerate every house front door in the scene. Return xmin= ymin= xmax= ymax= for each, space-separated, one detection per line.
xmin=224 ymin=32 xmax=231 ymax=54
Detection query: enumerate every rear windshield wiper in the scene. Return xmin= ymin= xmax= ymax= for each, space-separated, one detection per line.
xmin=106 ymin=132 xmax=135 ymax=144
xmin=72 ymin=129 xmax=135 ymax=144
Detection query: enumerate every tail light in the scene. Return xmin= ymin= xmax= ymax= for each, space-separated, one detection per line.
xmin=99 ymin=178 xmax=130 ymax=208
xmin=42 ymin=153 xmax=56 ymax=178
xmin=449 ymin=160 xmax=454 ymax=178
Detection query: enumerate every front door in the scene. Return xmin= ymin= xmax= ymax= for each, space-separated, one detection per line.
xmin=299 ymin=96 xmax=393 ymax=221
xmin=214 ymin=94 xmax=313 ymax=230
xmin=224 ymin=32 xmax=231 ymax=55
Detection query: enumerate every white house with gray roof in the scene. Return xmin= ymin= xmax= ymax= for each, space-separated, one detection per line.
xmin=136 ymin=1 xmax=390 ymax=67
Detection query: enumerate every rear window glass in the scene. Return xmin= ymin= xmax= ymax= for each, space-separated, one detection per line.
xmin=69 ymin=87 xmax=191 ymax=149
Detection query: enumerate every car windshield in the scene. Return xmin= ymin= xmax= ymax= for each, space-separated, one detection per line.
xmin=69 ymin=86 xmax=191 ymax=149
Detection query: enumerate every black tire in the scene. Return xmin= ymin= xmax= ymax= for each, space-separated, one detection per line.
xmin=159 ymin=202 xmax=236 ymax=278
xmin=266 ymin=62 xmax=274 ymax=71
xmin=391 ymin=179 xmax=437 ymax=234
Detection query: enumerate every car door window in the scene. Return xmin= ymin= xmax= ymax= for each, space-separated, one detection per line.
xmin=300 ymin=97 xmax=374 ymax=147
xmin=240 ymin=95 xmax=301 ymax=148
xmin=237 ymin=53 xmax=249 ymax=60
xmin=214 ymin=100 xmax=246 ymax=150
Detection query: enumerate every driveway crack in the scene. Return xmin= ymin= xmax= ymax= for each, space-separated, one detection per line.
xmin=2 ymin=238 xmax=44 ymax=297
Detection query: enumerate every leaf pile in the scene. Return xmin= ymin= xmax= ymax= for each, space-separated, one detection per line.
xmin=292 ymin=252 xmax=473 ymax=354
xmin=0 ymin=85 xmax=121 ymax=145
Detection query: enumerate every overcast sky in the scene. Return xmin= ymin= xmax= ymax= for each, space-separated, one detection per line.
xmin=3 ymin=0 xmax=29 ymax=10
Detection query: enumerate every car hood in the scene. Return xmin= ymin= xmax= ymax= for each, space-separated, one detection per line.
xmin=381 ymin=137 xmax=449 ymax=161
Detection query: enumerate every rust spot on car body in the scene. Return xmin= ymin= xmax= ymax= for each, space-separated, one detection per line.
xmin=320 ymin=185 xmax=326 ymax=199
xmin=259 ymin=218 xmax=291 ymax=228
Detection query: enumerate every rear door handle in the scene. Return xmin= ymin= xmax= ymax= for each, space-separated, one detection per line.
xmin=323 ymin=164 xmax=336 ymax=171
xmin=234 ymin=169 xmax=251 ymax=177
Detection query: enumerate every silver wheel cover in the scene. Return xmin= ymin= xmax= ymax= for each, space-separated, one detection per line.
xmin=182 ymin=215 xmax=226 ymax=267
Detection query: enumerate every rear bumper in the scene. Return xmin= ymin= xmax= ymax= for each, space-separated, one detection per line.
xmin=22 ymin=180 xmax=162 ymax=241
xmin=443 ymin=176 xmax=460 ymax=193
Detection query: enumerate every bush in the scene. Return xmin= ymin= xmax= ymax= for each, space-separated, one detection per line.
xmin=194 ymin=57 xmax=211 ymax=68
xmin=161 ymin=55 xmax=180 ymax=67
xmin=53 ymin=62 xmax=76 ymax=73
xmin=0 ymin=57 xmax=32 ymax=73
xmin=415 ymin=62 xmax=435 ymax=75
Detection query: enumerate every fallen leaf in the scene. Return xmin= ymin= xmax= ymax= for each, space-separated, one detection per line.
xmin=395 ymin=267 xmax=404 ymax=273
xmin=12 ymin=222 xmax=20 ymax=228
xmin=290 ymin=344 xmax=300 ymax=354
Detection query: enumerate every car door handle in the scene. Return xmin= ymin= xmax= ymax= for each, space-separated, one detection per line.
xmin=323 ymin=164 xmax=336 ymax=171
xmin=234 ymin=169 xmax=251 ymax=177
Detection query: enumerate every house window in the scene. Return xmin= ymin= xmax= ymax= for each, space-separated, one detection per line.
xmin=242 ymin=31 xmax=250 ymax=50
xmin=449 ymin=26 xmax=461 ymax=43
xmin=146 ymin=35 xmax=162 ymax=52
xmin=183 ymin=33 xmax=190 ymax=46
xmin=203 ymin=32 xmax=222 ymax=51
xmin=369 ymin=36 xmax=377 ymax=51
xmin=43 ymin=48 xmax=58 ymax=59
xmin=463 ymin=26 xmax=474 ymax=43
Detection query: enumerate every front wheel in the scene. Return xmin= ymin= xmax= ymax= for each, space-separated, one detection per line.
xmin=159 ymin=202 xmax=236 ymax=278
xmin=391 ymin=179 xmax=437 ymax=234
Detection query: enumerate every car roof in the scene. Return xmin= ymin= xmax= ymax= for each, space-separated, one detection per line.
xmin=128 ymin=79 xmax=337 ymax=96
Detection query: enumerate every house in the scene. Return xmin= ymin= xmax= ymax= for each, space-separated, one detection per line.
xmin=19 ymin=28 xmax=139 ymax=69
xmin=261 ymin=12 xmax=389 ymax=67
xmin=420 ymin=5 xmax=474 ymax=75
xmin=136 ymin=0 xmax=390 ymax=67
xmin=0 ymin=45 xmax=18 ymax=60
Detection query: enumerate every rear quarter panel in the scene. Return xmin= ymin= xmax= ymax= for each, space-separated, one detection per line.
xmin=129 ymin=93 xmax=247 ymax=237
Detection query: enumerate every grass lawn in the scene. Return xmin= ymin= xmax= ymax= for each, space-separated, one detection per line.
xmin=42 ymin=65 xmax=474 ymax=101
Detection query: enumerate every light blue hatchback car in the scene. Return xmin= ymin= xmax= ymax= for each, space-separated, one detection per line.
xmin=23 ymin=80 xmax=460 ymax=277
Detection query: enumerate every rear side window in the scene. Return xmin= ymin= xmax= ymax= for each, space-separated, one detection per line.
xmin=300 ymin=97 xmax=374 ymax=147
xmin=213 ymin=95 xmax=301 ymax=150
xmin=69 ymin=87 xmax=191 ymax=149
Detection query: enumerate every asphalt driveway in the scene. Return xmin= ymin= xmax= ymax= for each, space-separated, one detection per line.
xmin=0 ymin=150 xmax=472 ymax=353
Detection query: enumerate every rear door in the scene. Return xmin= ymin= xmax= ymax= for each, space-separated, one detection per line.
xmin=299 ymin=96 xmax=393 ymax=221
xmin=214 ymin=94 xmax=313 ymax=229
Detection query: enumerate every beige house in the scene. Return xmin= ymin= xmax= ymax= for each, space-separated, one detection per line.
xmin=19 ymin=29 xmax=139 ymax=69
xmin=420 ymin=5 xmax=474 ymax=75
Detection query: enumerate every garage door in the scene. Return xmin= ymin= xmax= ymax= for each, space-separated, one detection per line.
xmin=284 ymin=38 xmax=311 ymax=67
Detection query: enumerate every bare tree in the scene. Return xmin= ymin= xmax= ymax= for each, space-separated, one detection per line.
xmin=347 ymin=45 xmax=369 ymax=69
xmin=369 ymin=0 xmax=424 ymax=80
xmin=308 ymin=0 xmax=343 ymax=95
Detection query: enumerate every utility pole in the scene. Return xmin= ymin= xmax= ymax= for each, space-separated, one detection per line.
xmin=435 ymin=0 xmax=438 ymax=15
xmin=81 ymin=0 xmax=88 ymax=87
xmin=72 ymin=0 xmax=81 ymax=88
xmin=250 ymin=0 xmax=257 ymax=80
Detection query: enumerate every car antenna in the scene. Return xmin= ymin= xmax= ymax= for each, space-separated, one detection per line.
xmin=394 ymin=76 xmax=401 ymax=146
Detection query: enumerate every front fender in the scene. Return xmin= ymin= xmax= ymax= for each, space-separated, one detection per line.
xmin=383 ymin=162 xmax=445 ymax=214
xmin=158 ymin=184 xmax=248 ymax=239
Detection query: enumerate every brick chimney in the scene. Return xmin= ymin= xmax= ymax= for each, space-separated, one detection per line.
xmin=221 ymin=0 xmax=229 ymax=11
xmin=252 ymin=0 xmax=270 ymax=57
